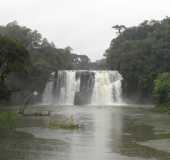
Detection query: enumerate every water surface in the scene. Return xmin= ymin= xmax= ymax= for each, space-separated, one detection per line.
xmin=1 ymin=105 xmax=170 ymax=160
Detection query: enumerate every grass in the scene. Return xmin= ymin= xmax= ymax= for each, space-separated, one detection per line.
xmin=0 ymin=112 xmax=18 ymax=130
xmin=48 ymin=116 xmax=80 ymax=130
xmin=152 ymin=103 xmax=170 ymax=114
xmin=155 ymin=133 xmax=170 ymax=139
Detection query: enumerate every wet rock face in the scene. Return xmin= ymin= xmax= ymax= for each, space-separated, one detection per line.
xmin=74 ymin=71 xmax=95 ymax=105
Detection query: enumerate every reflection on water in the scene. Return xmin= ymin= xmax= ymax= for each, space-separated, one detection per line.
xmin=1 ymin=105 xmax=170 ymax=160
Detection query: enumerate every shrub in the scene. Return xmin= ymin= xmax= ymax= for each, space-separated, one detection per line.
xmin=153 ymin=73 xmax=170 ymax=105
xmin=0 ymin=112 xmax=18 ymax=130
xmin=153 ymin=73 xmax=170 ymax=113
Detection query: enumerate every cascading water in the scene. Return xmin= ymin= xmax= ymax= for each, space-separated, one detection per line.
xmin=42 ymin=70 xmax=123 ymax=105
xmin=57 ymin=71 xmax=77 ymax=105
xmin=42 ymin=80 xmax=54 ymax=104
xmin=91 ymin=71 xmax=122 ymax=105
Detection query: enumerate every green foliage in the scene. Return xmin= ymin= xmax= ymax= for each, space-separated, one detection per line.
xmin=112 ymin=25 xmax=126 ymax=34
xmin=0 ymin=36 xmax=30 ymax=101
xmin=152 ymin=103 xmax=170 ymax=113
xmin=0 ymin=21 xmax=74 ymax=70
xmin=0 ymin=22 xmax=77 ymax=104
xmin=106 ymin=17 xmax=170 ymax=102
xmin=0 ymin=112 xmax=18 ymax=130
xmin=0 ymin=36 xmax=30 ymax=75
xmin=0 ymin=83 xmax=11 ymax=101
xmin=153 ymin=73 xmax=170 ymax=107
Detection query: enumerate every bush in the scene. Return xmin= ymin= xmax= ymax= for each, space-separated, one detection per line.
xmin=153 ymin=73 xmax=170 ymax=112
xmin=0 ymin=112 xmax=18 ymax=130
xmin=152 ymin=102 xmax=170 ymax=113
xmin=153 ymin=73 xmax=170 ymax=105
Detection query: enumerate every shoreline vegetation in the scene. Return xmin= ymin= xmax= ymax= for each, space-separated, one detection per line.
xmin=105 ymin=17 xmax=170 ymax=112
xmin=153 ymin=73 xmax=170 ymax=113
xmin=0 ymin=112 xmax=18 ymax=130
xmin=0 ymin=111 xmax=80 ymax=131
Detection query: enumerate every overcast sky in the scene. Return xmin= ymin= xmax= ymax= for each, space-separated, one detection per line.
xmin=0 ymin=0 xmax=169 ymax=61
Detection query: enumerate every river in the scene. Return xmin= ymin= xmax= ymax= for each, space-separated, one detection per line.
xmin=0 ymin=105 xmax=170 ymax=160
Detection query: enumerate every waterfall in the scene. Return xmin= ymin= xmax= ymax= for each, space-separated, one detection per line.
xmin=42 ymin=70 xmax=123 ymax=105
xmin=91 ymin=71 xmax=123 ymax=105
xmin=56 ymin=71 xmax=77 ymax=105
xmin=42 ymin=80 xmax=54 ymax=104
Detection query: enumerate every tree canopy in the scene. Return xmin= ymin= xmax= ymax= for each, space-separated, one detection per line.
xmin=0 ymin=21 xmax=74 ymax=70
xmin=105 ymin=17 xmax=170 ymax=102
xmin=0 ymin=36 xmax=30 ymax=101
xmin=154 ymin=73 xmax=170 ymax=104
xmin=0 ymin=21 xmax=91 ymax=104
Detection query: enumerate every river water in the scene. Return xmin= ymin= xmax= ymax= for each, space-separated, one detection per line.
xmin=0 ymin=105 xmax=170 ymax=160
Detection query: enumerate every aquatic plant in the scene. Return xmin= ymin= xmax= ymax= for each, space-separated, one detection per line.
xmin=48 ymin=116 xmax=80 ymax=130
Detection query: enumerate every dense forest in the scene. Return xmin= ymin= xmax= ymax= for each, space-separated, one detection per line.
xmin=0 ymin=21 xmax=97 ymax=104
xmin=105 ymin=17 xmax=170 ymax=105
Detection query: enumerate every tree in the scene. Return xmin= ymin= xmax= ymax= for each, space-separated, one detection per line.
xmin=0 ymin=21 xmax=91 ymax=104
xmin=153 ymin=73 xmax=170 ymax=105
xmin=0 ymin=36 xmax=30 ymax=100
xmin=112 ymin=25 xmax=126 ymax=34
xmin=106 ymin=18 xmax=170 ymax=102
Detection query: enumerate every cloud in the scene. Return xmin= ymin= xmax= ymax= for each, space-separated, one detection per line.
xmin=0 ymin=0 xmax=169 ymax=60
